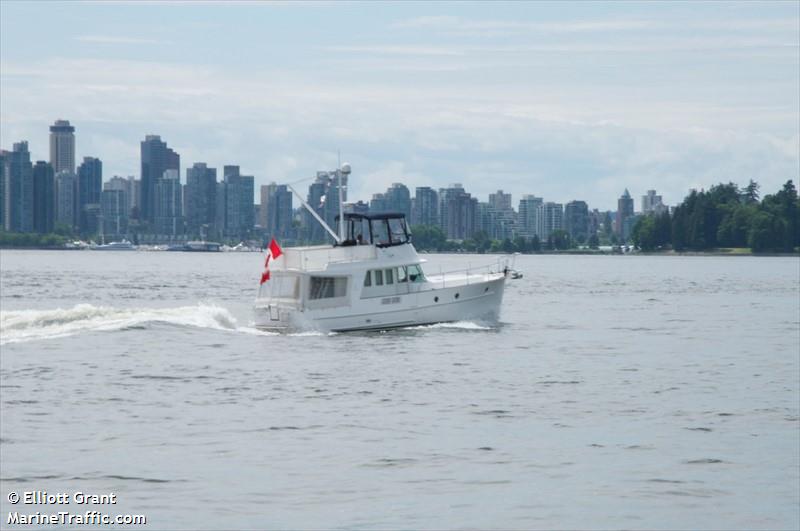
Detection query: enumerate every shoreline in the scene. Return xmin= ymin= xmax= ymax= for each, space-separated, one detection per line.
xmin=2 ymin=246 xmax=798 ymax=257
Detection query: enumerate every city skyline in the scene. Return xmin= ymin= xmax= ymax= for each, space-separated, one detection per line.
xmin=0 ymin=118 xmax=731 ymax=213
xmin=2 ymin=2 xmax=798 ymax=211
xmin=3 ymin=117 xmax=661 ymax=245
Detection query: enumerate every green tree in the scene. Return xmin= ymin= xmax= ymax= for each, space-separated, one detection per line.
xmin=632 ymin=215 xmax=657 ymax=251
xmin=472 ymin=231 xmax=492 ymax=253
xmin=410 ymin=224 xmax=447 ymax=251
xmin=549 ymin=230 xmax=571 ymax=250
xmin=748 ymin=211 xmax=782 ymax=252
xmin=742 ymin=180 xmax=760 ymax=204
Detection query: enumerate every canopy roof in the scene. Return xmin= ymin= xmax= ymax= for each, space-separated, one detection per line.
xmin=335 ymin=212 xmax=406 ymax=221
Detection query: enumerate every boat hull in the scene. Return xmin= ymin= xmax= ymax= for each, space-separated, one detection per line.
xmin=255 ymin=275 xmax=505 ymax=332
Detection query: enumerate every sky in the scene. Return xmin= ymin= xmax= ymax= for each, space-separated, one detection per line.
xmin=1 ymin=1 xmax=798 ymax=210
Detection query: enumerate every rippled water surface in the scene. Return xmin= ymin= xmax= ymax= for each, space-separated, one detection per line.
xmin=1 ymin=250 xmax=798 ymax=529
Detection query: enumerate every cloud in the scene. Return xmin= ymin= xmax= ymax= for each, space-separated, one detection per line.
xmin=323 ymin=45 xmax=463 ymax=56
xmin=75 ymin=35 xmax=170 ymax=45
xmin=392 ymin=15 xmax=654 ymax=34
xmin=1 ymin=54 xmax=797 ymax=210
xmin=392 ymin=14 xmax=800 ymax=37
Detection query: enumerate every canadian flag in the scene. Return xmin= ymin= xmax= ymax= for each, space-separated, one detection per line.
xmin=260 ymin=238 xmax=283 ymax=284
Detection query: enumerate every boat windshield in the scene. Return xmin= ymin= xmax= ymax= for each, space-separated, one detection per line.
xmin=372 ymin=220 xmax=390 ymax=246
xmin=371 ymin=217 xmax=408 ymax=247
xmin=337 ymin=213 xmax=410 ymax=247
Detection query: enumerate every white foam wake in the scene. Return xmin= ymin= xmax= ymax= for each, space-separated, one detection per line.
xmin=406 ymin=321 xmax=495 ymax=331
xmin=0 ymin=303 xmax=268 ymax=345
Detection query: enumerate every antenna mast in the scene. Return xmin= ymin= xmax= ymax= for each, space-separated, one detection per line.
xmin=337 ymin=152 xmax=345 ymax=241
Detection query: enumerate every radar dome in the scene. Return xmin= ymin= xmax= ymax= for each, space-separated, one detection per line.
xmin=341 ymin=163 xmax=351 ymax=174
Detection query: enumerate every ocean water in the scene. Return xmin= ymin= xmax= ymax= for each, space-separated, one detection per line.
xmin=0 ymin=250 xmax=798 ymax=530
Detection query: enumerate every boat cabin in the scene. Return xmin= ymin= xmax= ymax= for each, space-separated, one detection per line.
xmin=335 ymin=212 xmax=410 ymax=248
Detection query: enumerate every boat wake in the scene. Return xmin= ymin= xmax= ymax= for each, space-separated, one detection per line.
xmin=406 ymin=321 xmax=495 ymax=331
xmin=0 ymin=303 xmax=276 ymax=345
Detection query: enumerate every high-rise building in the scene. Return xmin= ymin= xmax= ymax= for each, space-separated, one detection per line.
xmin=140 ymin=135 xmax=179 ymax=223
xmin=369 ymin=193 xmax=387 ymax=213
xmin=154 ymin=169 xmax=183 ymax=236
xmin=537 ymin=202 xmax=564 ymax=239
xmin=477 ymin=202 xmax=515 ymax=240
xmin=77 ymin=156 xmax=102 ymax=234
xmin=55 ymin=171 xmax=77 ymax=228
xmin=299 ymin=169 xmax=348 ymax=243
xmin=216 ymin=165 xmax=254 ymax=238
xmin=0 ymin=150 xmax=7 ymax=229
xmin=439 ymin=184 xmax=477 ymax=240
xmin=82 ymin=204 xmax=102 ymax=236
xmin=616 ymin=189 xmax=634 ymax=239
xmin=641 ymin=189 xmax=666 ymax=215
xmin=260 ymin=182 xmax=292 ymax=239
xmin=564 ymin=200 xmax=589 ymax=242
xmin=345 ymin=200 xmax=370 ymax=215
xmin=105 ymin=176 xmax=139 ymax=218
xmin=101 ymin=189 xmax=128 ymax=237
xmin=185 ymin=163 xmax=217 ymax=236
xmin=384 ymin=183 xmax=411 ymax=219
xmin=518 ymin=195 xmax=543 ymax=238
xmin=32 ymin=161 xmax=55 ymax=234
xmin=241 ymin=176 xmax=254 ymax=236
xmin=77 ymin=157 xmax=102 ymax=207
xmin=259 ymin=183 xmax=277 ymax=229
xmin=49 ymin=120 xmax=75 ymax=175
xmin=303 ymin=174 xmax=330 ymax=242
xmin=411 ymin=186 xmax=438 ymax=226
xmin=484 ymin=189 xmax=515 ymax=239
xmin=3 ymin=142 xmax=33 ymax=232
xmin=489 ymin=190 xmax=513 ymax=212
xmin=438 ymin=184 xmax=466 ymax=234
xmin=477 ymin=202 xmax=493 ymax=236
xmin=589 ymin=208 xmax=602 ymax=237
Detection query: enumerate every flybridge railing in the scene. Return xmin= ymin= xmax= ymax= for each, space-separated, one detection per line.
xmin=426 ymin=255 xmax=514 ymax=289
xmin=276 ymin=245 xmax=377 ymax=271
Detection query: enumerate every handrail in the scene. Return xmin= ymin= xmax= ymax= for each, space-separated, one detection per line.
xmin=425 ymin=256 xmax=512 ymax=289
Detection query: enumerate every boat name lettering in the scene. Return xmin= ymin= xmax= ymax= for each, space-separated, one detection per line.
xmin=381 ymin=296 xmax=401 ymax=305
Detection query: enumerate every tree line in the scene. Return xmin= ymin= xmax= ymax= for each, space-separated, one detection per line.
xmin=633 ymin=180 xmax=799 ymax=253
xmin=410 ymin=225 xmax=585 ymax=253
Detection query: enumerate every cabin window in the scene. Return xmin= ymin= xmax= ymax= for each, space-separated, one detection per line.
xmin=372 ymin=220 xmax=390 ymax=246
xmin=385 ymin=268 xmax=394 ymax=284
xmin=363 ymin=271 xmax=372 ymax=287
xmin=375 ymin=270 xmax=384 ymax=286
xmin=353 ymin=218 xmax=371 ymax=245
xmin=265 ymin=275 xmax=299 ymax=299
xmin=397 ymin=266 xmax=408 ymax=283
xmin=309 ymin=276 xmax=348 ymax=300
xmin=407 ymin=264 xmax=425 ymax=282
xmin=388 ymin=218 xmax=407 ymax=244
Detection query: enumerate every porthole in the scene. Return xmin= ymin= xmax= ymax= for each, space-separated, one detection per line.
xmin=434 ymin=296 xmax=439 ymax=302
xmin=455 ymin=293 xmax=460 ymax=299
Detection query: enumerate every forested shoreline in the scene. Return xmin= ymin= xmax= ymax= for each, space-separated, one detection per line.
xmin=633 ymin=180 xmax=798 ymax=253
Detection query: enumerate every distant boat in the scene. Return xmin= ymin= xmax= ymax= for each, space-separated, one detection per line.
xmin=184 ymin=241 xmax=222 ymax=252
xmin=63 ymin=240 xmax=89 ymax=250
xmin=224 ymin=242 xmax=259 ymax=252
xmin=90 ymin=240 xmax=136 ymax=251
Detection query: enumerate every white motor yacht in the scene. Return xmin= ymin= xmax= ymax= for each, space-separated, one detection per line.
xmin=254 ymin=164 xmax=511 ymax=332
